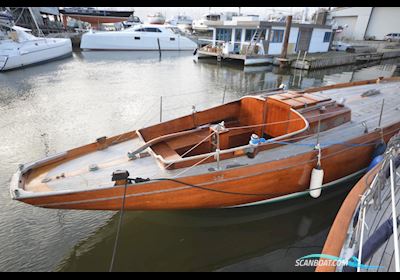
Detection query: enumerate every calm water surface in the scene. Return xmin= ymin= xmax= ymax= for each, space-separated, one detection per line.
xmin=0 ymin=51 xmax=399 ymax=271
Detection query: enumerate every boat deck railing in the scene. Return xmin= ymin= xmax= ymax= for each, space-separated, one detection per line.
xmin=348 ymin=132 xmax=400 ymax=272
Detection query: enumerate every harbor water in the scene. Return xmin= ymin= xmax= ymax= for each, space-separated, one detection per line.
xmin=0 ymin=51 xmax=399 ymax=271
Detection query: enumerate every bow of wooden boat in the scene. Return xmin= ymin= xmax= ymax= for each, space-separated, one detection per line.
xmin=9 ymin=130 xmax=163 ymax=201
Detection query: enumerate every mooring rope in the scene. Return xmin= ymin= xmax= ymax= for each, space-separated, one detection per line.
xmin=109 ymin=181 xmax=129 ymax=272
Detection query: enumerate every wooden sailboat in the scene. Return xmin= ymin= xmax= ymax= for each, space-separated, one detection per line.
xmin=9 ymin=77 xmax=400 ymax=210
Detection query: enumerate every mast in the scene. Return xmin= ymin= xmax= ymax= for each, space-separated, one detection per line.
xmin=28 ymin=7 xmax=44 ymax=37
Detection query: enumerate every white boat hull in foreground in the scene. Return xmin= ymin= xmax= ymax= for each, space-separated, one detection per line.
xmin=80 ymin=24 xmax=197 ymax=51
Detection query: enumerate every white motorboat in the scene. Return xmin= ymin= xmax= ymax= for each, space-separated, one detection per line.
xmin=0 ymin=25 xmax=72 ymax=71
xmin=147 ymin=12 xmax=166 ymax=25
xmin=122 ymin=14 xmax=142 ymax=28
xmin=80 ymin=24 xmax=197 ymax=51
xmin=192 ymin=12 xmax=239 ymax=32
xmin=166 ymin=14 xmax=193 ymax=32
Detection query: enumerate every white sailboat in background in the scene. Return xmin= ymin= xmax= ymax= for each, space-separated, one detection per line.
xmin=0 ymin=8 xmax=72 ymax=71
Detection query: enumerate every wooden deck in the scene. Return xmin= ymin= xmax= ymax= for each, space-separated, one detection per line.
xmin=196 ymin=50 xmax=274 ymax=66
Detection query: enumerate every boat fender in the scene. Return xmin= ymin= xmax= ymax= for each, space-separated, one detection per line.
xmin=366 ymin=154 xmax=384 ymax=172
xmin=193 ymin=48 xmax=198 ymax=56
xmin=309 ymin=167 xmax=324 ymax=198
xmin=372 ymin=141 xmax=387 ymax=159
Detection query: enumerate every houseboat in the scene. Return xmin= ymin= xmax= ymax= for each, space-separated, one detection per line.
xmin=9 ymin=77 xmax=400 ymax=210
xmin=194 ymin=15 xmax=333 ymax=66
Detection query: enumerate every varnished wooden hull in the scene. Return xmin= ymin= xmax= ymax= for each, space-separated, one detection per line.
xmin=18 ymin=123 xmax=400 ymax=210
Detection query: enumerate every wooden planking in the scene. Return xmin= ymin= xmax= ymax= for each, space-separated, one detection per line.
xmin=265 ymin=98 xmax=292 ymax=137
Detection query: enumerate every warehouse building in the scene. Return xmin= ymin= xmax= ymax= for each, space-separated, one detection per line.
xmin=326 ymin=7 xmax=400 ymax=40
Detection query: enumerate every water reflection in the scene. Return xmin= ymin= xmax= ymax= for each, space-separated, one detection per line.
xmin=56 ymin=179 xmax=357 ymax=272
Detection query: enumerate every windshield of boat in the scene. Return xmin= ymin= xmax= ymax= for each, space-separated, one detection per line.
xmin=206 ymin=14 xmax=221 ymax=21
xmin=165 ymin=26 xmax=184 ymax=35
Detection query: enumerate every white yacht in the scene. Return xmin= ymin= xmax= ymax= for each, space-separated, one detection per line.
xmin=0 ymin=24 xmax=72 ymax=71
xmin=146 ymin=12 xmax=166 ymax=25
xmin=80 ymin=24 xmax=197 ymax=51
xmin=192 ymin=12 xmax=239 ymax=32
xmin=166 ymin=14 xmax=193 ymax=32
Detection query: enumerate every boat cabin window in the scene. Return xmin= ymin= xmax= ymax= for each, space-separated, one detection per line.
xmin=167 ymin=27 xmax=182 ymax=34
xmin=144 ymin=27 xmax=162 ymax=33
xmin=136 ymin=27 xmax=162 ymax=33
xmin=206 ymin=15 xmax=220 ymax=21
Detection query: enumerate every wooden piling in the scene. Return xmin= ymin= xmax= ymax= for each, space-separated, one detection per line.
xmin=279 ymin=15 xmax=292 ymax=68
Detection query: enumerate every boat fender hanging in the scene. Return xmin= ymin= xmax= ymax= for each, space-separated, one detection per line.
xmin=366 ymin=154 xmax=384 ymax=172
xmin=310 ymin=144 xmax=324 ymax=198
xmin=372 ymin=141 xmax=387 ymax=159
xmin=193 ymin=48 xmax=198 ymax=55
xmin=309 ymin=167 xmax=324 ymax=198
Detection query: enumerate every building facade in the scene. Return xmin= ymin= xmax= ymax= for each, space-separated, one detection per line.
xmin=326 ymin=7 xmax=400 ymax=41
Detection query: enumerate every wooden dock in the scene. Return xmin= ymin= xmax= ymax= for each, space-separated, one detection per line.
xmin=196 ymin=50 xmax=274 ymax=66
xmin=286 ymin=49 xmax=400 ymax=70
